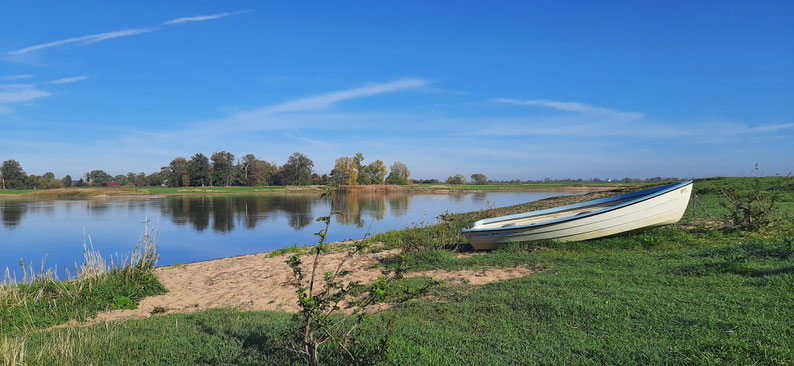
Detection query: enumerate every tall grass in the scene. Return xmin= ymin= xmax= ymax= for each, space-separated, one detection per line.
xmin=0 ymin=220 xmax=167 ymax=336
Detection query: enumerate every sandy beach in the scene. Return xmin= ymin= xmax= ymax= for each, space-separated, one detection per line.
xmin=91 ymin=244 xmax=540 ymax=323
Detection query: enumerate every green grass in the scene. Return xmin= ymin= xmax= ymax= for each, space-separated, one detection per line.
xmin=0 ymin=189 xmax=35 ymax=196
xmin=1 ymin=224 xmax=167 ymax=337
xmin=425 ymin=181 xmax=649 ymax=190
xmin=3 ymin=177 xmax=793 ymax=365
xmin=0 ymin=270 xmax=166 ymax=335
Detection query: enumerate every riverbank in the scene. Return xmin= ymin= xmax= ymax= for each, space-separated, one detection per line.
xmin=0 ymin=181 xmax=633 ymax=198
xmin=3 ymin=177 xmax=792 ymax=364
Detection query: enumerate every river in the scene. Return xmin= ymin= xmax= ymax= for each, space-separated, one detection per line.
xmin=0 ymin=191 xmax=571 ymax=278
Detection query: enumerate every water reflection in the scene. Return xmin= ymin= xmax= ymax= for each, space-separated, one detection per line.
xmin=1 ymin=191 xmax=570 ymax=276
xmin=155 ymin=193 xmax=410 ymax=232
xmin=1 ymin=200 xmax=26 ymax=228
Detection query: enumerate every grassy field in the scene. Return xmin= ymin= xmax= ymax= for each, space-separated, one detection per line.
xmin=2 ymin=177 xmax=792 ymax=365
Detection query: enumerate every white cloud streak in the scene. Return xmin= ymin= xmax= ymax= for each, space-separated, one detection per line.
xmin=495 ymin=98 xmax=645 ymax=120
xmin=7 ymin=28 xmax=156 ymax=55
xmin=48 ymin=76 xmax=90 ymax=84
xmin=0 ymin=74 xmax=34 ymax=81
xmin=122 ymin=78 xmax=429 ymax=145
xmin=255 ymin=78 xmax=429 ymax=114
xmin=6 ymin=10 xmax=247 ymax=55
xmin=163 ymin=11 xmax=248 ymax=25
xmin=0 ymin=84 xmax=51 ymax=103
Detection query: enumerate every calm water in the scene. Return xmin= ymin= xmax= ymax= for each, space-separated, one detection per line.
xmin=0 ymin=191 xmax=568 ymax=277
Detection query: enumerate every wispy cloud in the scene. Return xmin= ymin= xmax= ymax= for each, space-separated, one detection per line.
xmin=0 ymin=74 xmax=34 ymax=81
xmin=495 ymin=98 xmax=645 ymax=120
xmin=121 ymin=78 xmax=430 ymax=145
xmin=48 ymin=76 xmax=89 ymax=84
xmin=0 ymin=84 xmax=51 ymax=103
xmin=258 ymin=78 xmax=429 ymax=114
xmin=0 ymin=84 xmax=51 ymax=113
xmin=5 ymin=10 xmax=247 ymax=55
xmin=163 ymin=11 xmax=249 ymax=25
xmin=7 ymin=28 xmax=155 ymax=55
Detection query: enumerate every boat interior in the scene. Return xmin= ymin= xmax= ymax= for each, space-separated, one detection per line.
xmin=474 ymin=196 xmax=638 ymax=229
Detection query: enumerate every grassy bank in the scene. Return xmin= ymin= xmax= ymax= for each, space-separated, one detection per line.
xmin=3 ymin=177 xmax=793 ymax=365
xmin=0 ymin=225 xmax=167 ymax=337
xmin=0 ymin=181 xmax=639 ymax=198
xmin=0 ymin=186 xmax=293 ymax=197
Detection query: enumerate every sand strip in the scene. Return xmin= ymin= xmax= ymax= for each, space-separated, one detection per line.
xmin=90 ymin=246 xmax=538 ymax=323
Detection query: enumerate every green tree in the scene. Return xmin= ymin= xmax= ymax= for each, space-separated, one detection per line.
xmin=210 ymin=151 xmax=236 ymax=186
xmin=239 ymin=154 xmax=257 ymax=185
xmin=135 ymin=172 xmax=147 ymax=187
xmin=470 ymin=173 xmax=488 ymax=185
xmin=1 ymin=160 xmax=27 ymax=189
xmin=281 ymin=152 xmax=314 ymax=186
xmin=362 ymin=160 xmax=387 ymax=184
xmin=385 ymin=161 xmax=410 ymax=185
xmin=114 ymin=174 xmax=128 ymax=186
xmin=146 ymin=172 xmax=164 ymax=186
xmin=61 ymin=175 xmax=73 ymax=187
xmin=188 ymin=153 xmax=211 ymax=187
xmin=164 ymin=157 xmax=189 ymax=187
xmin=85 ymin=170 xmax=112 ymax=186
xmin=43 ymin=178 xmax=64 ymax=189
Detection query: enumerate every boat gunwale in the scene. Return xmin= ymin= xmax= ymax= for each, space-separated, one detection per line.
xmin=461 ymin=180 xmax=693 ymax=234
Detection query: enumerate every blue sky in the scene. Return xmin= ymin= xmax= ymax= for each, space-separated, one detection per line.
xmin=1 ymin=1 xmax=792 ymax=180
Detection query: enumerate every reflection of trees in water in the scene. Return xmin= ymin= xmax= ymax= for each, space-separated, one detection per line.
xmin=472 ymin=192 xmax=488 ymax=202
xmin=1 ymin=200 xmax=26 ymax=228
xmin=162 ymin=194 xmax=316 ymax=233
xmin=188 ymin=197 xmax=211 ymax=232
xmin=388 ymin=194 xmax=410 ymax=218
xmin=448 ymin=193 xmax=467 ymax=203
xmin=334 ymin=193 xmax=387 ymax=228
xmin=211 ymin=197 xmax=235 ymax=233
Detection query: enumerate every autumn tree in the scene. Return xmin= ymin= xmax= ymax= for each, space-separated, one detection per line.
xmin=446 ymin=174 xmax=467 ymax=184
xmin=470 ymin=173 xmax=488 ymax=185
xmin=331 ymin=156 xmax=358 ymax=185
xmin=248 ymin=159 xmax=278 ymax=186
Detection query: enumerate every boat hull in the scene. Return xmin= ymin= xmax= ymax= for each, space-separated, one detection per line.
xmin=463 ymin=182 xmax=693 ymax=250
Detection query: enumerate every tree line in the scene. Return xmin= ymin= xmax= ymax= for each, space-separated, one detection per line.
xmin=0 ymin=152 xmax=414 ymax=189
xmin=1 ymin=153 xmax=684 ymax=190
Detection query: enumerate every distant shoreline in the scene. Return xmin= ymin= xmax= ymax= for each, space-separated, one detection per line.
xmin=0 ymin=182 xmax=645 ymax=198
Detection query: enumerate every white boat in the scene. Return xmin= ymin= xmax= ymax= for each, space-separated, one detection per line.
xmin=462 ymin=181 xmax=693 ymax=250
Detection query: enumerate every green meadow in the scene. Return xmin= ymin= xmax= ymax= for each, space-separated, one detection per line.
xmin=2 ymin=177 xmax=792 ymax=365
